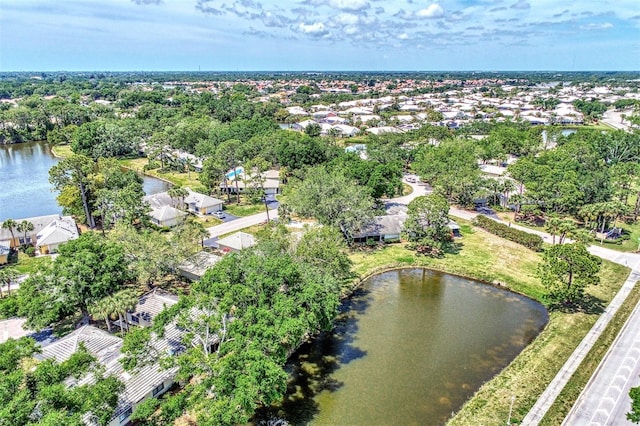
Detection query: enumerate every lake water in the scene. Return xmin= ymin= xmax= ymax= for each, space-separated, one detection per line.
xmin=0 ymin=142 xmax=170 ymax=221
xmin=256 ymin=268 xmax=548 ymax=425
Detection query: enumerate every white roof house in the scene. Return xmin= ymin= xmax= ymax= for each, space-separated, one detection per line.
xmin=216 ymin=231 xmax=257 ymax=253
xmin=286 ymin=106 xmax=308 ymax=115
xmin=183 ymin=190 xmax=224 ymax=215
xmin=35 ymin=217 xmax=79 ymax=254
xmin=144 ymin=189 xmax=223 ymax=216
xmin=366 ymin=126 xmax=404 ymax=135
xmin=0 ymin=214 xmax=78 ymax=250
xmin=38 ymin=323 xmax=180 ymax=426
xmin=37 ymin=288 xmax=192 ymax=426
xmin=148 ymin=206 xmax=187 ymax=228
xmin=330 ymin=124 xmax=360 ymax=137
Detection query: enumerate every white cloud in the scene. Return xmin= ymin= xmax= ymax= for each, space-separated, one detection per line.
xmin=298 ymin=21 xmax=327 ymax=34
xmin=416 ymin=4 xmax=443 ymax=19
xmin=329 ymin=0 xmax=369 ymax=12
xmin=398 ymin=33 xmax=409 ymax=39
xmin=580 ymin=22 xmax=613 ymax=30
xmin=336 ymin=13 xmax=359 ymax=25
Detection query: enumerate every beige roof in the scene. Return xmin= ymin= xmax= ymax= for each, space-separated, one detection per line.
xmin=184 ymin=189 xmax=224 ymax=210
xmin=177 ymin=251 xmax=222 ymax=280
xmin=217 ymin=231 xmax=256 ymax=251
xmin=149 ymin=205 xmax=186 ymax=222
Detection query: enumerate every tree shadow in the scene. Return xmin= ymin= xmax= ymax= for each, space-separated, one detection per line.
xmin=254 ymin=289 xmax=372 ymax=425
xmin=551 ymin=294 xmax=605 ymax=315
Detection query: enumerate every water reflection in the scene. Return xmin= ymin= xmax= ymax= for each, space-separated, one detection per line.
xmin=256 ymin=269 xmax=547 ymax=425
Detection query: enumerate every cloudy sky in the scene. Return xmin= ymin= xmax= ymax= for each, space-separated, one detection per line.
xmin=1 ymin=0 xmax=639 ymax=71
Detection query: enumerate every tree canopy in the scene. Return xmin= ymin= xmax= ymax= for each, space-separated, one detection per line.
xmin=286 ymin=166 xmax=375 ymax=238
xmin=18 ymin=232 xmax=131 ymax=328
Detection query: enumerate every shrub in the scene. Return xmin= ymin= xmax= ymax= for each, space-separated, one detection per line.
xmin=0 ymin=295 xmax=19 ymax=319
xmin=474 ymin=215 xmax=543 ymax=251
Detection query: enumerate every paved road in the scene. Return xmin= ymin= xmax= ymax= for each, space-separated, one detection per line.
xmin=519 ymin=248 xmax=640 ymax=425
xmin=206 ymin=208 xmax=278 ymax=238
xmin=561 ymin=270 xmax=640 ymax=426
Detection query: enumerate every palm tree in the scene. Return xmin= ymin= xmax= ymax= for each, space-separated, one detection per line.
xmin=184 ymin=157 xmax=197 ymax=180
xmin=0 ymin=267 xmax=18 ymax=297
xmin=110 ymin=289 xmax=139 ymax=333
xmin=16 ymin=220 xmax=34 ymax=246
xmin=500 ymin=180 xmax=516 ymax=208
xmin=89 ymin=297 xmax=115 ymax=333
xmin=168 ymin=186 xmax=189 ymax=210
xmin=544 ymin=216 xmax=563 ymax=245
xmin=1 ymin=219 xmax=17 ymax=249
xmin=557 ymin=219 xmax=577 ymax=244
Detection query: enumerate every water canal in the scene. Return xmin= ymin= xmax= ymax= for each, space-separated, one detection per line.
xmin=0 ymin=141 xmax=170 ymax=221
xmin=257 ymin=268 xmax=547 ymax=425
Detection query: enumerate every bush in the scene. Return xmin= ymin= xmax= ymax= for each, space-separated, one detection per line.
xmin=0 ymin=295 xmax=19 ymax=319
xmin=24 ymin=247 xmax=36 ymax=257
xmin=474 ymin=215 xmax=544 ymax=251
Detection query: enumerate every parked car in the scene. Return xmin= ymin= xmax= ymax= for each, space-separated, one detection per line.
xmin=405 ymin=176 xmax=417 ymax=183
xmin=213 ymin=211 xmax=225 ymax=219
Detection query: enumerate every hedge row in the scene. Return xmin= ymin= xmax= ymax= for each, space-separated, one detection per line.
xmin=474 ymin=215 xmax=544 ymax=251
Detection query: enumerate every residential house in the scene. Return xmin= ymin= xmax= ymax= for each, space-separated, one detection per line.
xmin=38 ymin=288 xmax=188 ymax=426
xmin=351 ymin=215 xmax=406 ymax=243
xmin=38 ymin=324 xmax=179 ymax=426
xmin=126 ymin=289 xmax=179 ymax=328
xmin=0 ymin=215 xmax=78 ymax=254
xmin=216 ymin=231 xmax=257 ymax=253
xmin=144 ymin=189 xmax=223 ymax=217
xmin=148 ymin=205 xmax=187 ymax=228
xmin=221 ymin=169 xmax=281 ymax=196
xmin=35 ymin=217 xmax=80 ymax=254
xmin=183 ymin=190 xmax=224 ymax=215
xmin=177 ymin=251 xmax=222 ymax=282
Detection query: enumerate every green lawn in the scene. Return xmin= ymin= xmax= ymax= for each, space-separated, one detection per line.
xmin=348 ymin=220 xmax=631 ymax=426
xmin=119 ymin=158 xmax=206 ymax=192
xmin=224 ymin=202 xmax=268 ymax=217
xmin=12 ymin=253 xmax=52 ymax=275
xmin=50 ymin=144 xmax=73 ymax=158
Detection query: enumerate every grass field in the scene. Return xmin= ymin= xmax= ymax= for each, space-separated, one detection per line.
xmin=50 ymin=144 xmax=73 ymax=158
xmin=224 ymin=202 xmax=266 ymax=217
xmin=119 ymin=158 xmax=206 ymax=192
xmin=348 ymin=220 xmax=631 ymax=426
xmin=13 ymin=253 xmax=52 ymax=275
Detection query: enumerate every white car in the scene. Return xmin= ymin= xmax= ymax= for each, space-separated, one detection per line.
xmin=213 ymin=211 xmax=225 ymax=219
xmin=405 ymin=176 xmax=417 ymax=183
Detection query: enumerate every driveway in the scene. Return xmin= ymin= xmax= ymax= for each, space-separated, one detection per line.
xmin=206 ymin=209 xmax=279 ymax=238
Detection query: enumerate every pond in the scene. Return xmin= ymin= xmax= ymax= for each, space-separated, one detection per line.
xmin=0 ymin=141 xmax=170 ymax=221
xmin=256 ymin=268 xmax=547 ymax=425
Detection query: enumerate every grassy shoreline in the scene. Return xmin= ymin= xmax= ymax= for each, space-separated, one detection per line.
xmin=348 ymin=220 xmax=631 ymax=425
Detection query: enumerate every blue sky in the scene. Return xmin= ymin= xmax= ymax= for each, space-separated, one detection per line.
xmin=1 ymin=0 xmax=639 ymax=71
